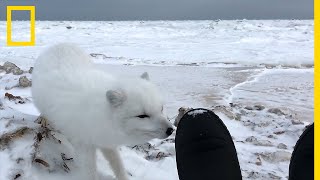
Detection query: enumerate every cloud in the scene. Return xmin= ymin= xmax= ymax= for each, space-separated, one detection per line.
xmin=0 ymin=0 xmax=314 ymax=20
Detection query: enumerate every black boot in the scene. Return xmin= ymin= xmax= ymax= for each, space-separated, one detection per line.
xmin=175 ymin=108 xmax=242 ymax=180
xmin=289 ymin=123 xmax=314 ymax=180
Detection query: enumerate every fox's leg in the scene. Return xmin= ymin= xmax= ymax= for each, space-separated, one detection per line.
xmin=70 ymin=140 xmax=98 ymax=180
xmin=101 ymin=147 xmax=129 ymax=180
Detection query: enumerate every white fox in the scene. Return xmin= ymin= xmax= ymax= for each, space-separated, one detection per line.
xmin=31 ymin=44 xmax=174 ymax=180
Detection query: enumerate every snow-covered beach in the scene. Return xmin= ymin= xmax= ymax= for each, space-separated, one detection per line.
xmin=0 ymin=20 xmax=314 ymax=179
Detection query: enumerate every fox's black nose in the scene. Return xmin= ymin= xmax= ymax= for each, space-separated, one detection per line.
xmin=166 ymin=127 xmax=174 ymax=136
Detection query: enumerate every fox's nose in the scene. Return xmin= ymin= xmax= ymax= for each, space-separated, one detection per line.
xmin=166 ymin=127 xmax=174 ymax=136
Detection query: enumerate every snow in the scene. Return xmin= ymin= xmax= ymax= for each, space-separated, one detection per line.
xmin=187 ymin=109 xmax=207 ymax=117
xmin=0 ymin=20 xmax=314 ymax=180
xmin=0 ymin=20 xmax=314 ymax=68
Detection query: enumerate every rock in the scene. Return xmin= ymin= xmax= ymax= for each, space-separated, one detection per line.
xmin=264 ymin=64 xmax=277 ymax=69
xmin=247 ymin=171 xmax=260 ymax=179
xmin=130 ymin=143 xmax=156 ymax=154
xmin=235 ymin=113 xmax=241 ymax=121
xmin=245 ymin=136 xmax=273 ymax=146
xmin=145 ymin=151 xmax=172 ymax=161
xmin=229 ymin=103 xmax=236 ymax=107
xmin=273 ymin=130 xmax=285 ymax=135
xmin=12 ymin=68 xmax=24 ymax=75
xmin=28 ymin=67 xmax=33 ymax=74
xmin=291 ymin=119 xmax=304 ymax=125
xmin=4 ymin=92 xmax=26 ymax=104
xmin=277 ymin=143 xmax=287 ymax=149
xmin=90 ymin=53 xmax=109 ymax=59
xmin=0 ymin=116 xmax=78 ymax=177
xmin=245 ymin=136 xmax=257 ymax=142
xmin=255 ymin=156 xmax=262 ymax=166
xmin=247 ymin=171 xmax=281 ymax=180
xmin=0 ymin=127 xmax=33 ymax=150
xmin=66 ymin=26 xmax=72 ymax=29
xmin=19 ymin=76 xmax=32 ymax=87
xmin=253 ymin=105 xmax=265 ymax=111
xmin=268 ymin=173 xmax=282 ymax=179
xmin=243 ymin=121 xmax=253 ymax=127
xmin=260 ymin=151 xmax=291 ymax=163
xmin=267 ymin=134 xmax=276 ymax=139
xmin=245 ymin=106 xmax=253 ymax=110
xmin=174 ymin=107 xmax=193 ymax=126
xmin=267 ymin=108 xmax=285 ymax=116
xmin=213 ymin=105 xmax=236 ymax=120
xmin=3 ymin=61 xmax=17 ymax=69
xmin=0 ymin=99 xmax=3 ymax=110
xmin=240 ymin=110 xmax=247 ymax=115
xmin=2 ymin=62 xmax=23 ymax=75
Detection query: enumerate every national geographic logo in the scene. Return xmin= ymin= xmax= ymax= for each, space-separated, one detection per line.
xmin=3 ymin=1 xmax=36 ymax=46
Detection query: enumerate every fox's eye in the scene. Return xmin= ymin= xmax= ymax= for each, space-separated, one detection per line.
xmin=137 ymin=115 xmax=150 ymax=118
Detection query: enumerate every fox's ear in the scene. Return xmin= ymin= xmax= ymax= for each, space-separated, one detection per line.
xmin=140 ymin=72 xmax=150 ymax=81
xmin=106 ymin=90 xmax=126 ymax=107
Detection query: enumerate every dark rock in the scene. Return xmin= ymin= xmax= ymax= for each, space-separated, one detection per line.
xmin=28 ymin=67 xmax=33 ymax=74
xmin=273 ymin=130 xmax=285 ymax=135
xmin=4 ymin=92 xmax=26 ymax=104
xmin=245 ymin=106 xmax=253 ymax=110
xmin=267 ymin=135 xmax=275 ymax=139
xmin=253 ymin=105 xmax=265 ymax=111
xmin=0 ymin=99 xmax=3 ymax=110
xmin=229 ymin=103 xmax=235 ymax=107
xmin=174 ymin=107 xmax=193 ymax=126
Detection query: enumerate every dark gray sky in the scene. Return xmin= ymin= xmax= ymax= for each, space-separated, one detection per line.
xmin=0 ymin=0 xmax=314 ymax=21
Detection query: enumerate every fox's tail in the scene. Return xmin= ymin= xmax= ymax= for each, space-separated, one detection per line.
xmin=34 ymin=43 xmax=92 ymax=73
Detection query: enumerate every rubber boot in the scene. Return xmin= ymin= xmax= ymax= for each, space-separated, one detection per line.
xmin=175 ymin=108 xmax=242 ymax=180
xmin=289 ymin=123 xmax=314 ymax=180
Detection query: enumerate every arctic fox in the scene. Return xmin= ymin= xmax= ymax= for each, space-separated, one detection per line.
xmin=31 ymin=44 xmax=174 ymax=180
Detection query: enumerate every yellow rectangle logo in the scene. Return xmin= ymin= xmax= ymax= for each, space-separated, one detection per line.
xmin=7 ymin=6 xmax=36 ymax=46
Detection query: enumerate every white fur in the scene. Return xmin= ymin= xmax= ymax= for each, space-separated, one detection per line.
xmin=32 ymin=43 xmax=173 ymax=180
